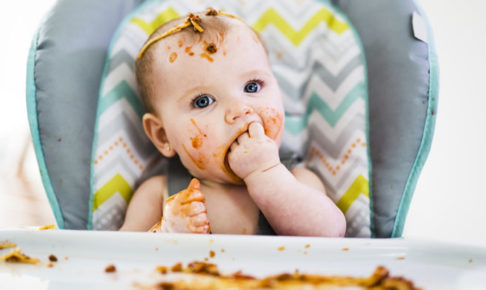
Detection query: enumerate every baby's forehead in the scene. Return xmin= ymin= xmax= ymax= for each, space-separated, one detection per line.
xmin=158 ymin=19 xmax=258 ymax=48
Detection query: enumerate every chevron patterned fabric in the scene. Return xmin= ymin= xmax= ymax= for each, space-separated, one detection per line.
xmin=91 ymin=0 xmax=370 ymax=237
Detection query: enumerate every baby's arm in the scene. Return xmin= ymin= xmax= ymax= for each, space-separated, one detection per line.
xmin=120 ymin=176 xmax=210 ymax=234
xmin=119 ymin=176 xmax=166 ymax=231
xmin=228 ymin=123 xmax=346 ymax=237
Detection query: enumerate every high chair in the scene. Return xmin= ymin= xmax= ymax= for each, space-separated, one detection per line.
xmin=26 ymin=0 xmax=438 ymax=238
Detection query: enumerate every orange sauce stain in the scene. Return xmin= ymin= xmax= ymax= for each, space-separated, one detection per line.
xmin=214 ymin=140 xmax=243 ymax=184
xmin=185 ymin=46 xmax=194 ymax=56
xmin=191 ymin=136 xmax=203 ymax=149
xmin=305 ymin=244 xmax=311 ymax=249
xmin=169 ymin=52 xmax=178 ymax=63
xmin=182 ymin=144 xmax=207 ymax=170
xmin=190 ymin=118 xmax=206 ymax=136
xmin=178 ymin=40 xmax=183 ymax=47
xmin=200 ymin=52 xmax=214 ymax=62
xmin=209 ymin=250 xmax=215 ymax=258
xmin=278 ymin=246 xmax=285 ymax=251
xmin=342 ymin=248 xmax=350 ymax=251
xmin=256 ymin=107 xmax=284 ymax=141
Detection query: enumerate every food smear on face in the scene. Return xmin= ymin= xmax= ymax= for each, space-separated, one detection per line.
xmin=189 ymin=119 xmax=207 ymax=149
xmin=191 ymin=118 xmax=207 ymax=137
xmin=182 ymin=144 xmax=207 ymax=170
xmin=257 ymin=107 xmax=283 ymax=141
xmin=213 ymin=128 xmax=250 ymax=184
xmin=169 ymin=52 xmax=178 ymax=63
xmin=191 ymin=136 xmax=203 ymax=149
xmin=200 ymin=52 xmax=214 ymax=62
xmin=185 ymin=46 xmax=195 ymax=56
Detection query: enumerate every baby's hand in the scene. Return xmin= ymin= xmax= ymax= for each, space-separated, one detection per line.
xmin=228 ymin=122 xmax=280 ymax=180
xmin=151 ymin=178 xmax=210 ymax=234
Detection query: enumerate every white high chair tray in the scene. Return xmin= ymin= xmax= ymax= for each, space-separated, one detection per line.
xmin=1 ymin=228 xmax=485 ymax=289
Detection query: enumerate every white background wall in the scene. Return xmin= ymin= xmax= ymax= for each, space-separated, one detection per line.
xmin=0 ymin=0 xmax=485 ymax=245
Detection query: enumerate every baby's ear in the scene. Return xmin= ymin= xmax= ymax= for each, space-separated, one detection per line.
xmin=142 ymin=113 xmax=176 ymax=157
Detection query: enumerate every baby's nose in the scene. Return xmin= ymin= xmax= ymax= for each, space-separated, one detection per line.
xmin=225 ymin=103 xmax=254 ymax=123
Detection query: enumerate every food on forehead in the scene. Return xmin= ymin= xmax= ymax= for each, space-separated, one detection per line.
xmin=137 ymin=8 xmax=242 ymax=59
xmin=149 ymin=178 xmax=210 ymax=233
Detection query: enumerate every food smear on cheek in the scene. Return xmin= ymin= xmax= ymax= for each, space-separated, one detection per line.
xmin=213 ymin=131 xmax=246 ymax=184
xmin=191 ymin=136 xmax=203 ymax=149
xmin=256 ymin=107 xmax=284 ymax=140
xmin=190 ymin=118 xmax=207 ymax=149
xmin=169 ymin=52 xmax=178 ymax=63
xmin=182 ymin=144 xmax=207 ymax=170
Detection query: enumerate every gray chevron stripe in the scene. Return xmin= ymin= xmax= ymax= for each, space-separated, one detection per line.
xmin=107 ymin=50 xmax=135 ymax=75
xmin=97 ymin=112 xmax=157 ymax=160
xmin=306 ymin=113 xmax=366 ymax=158
xmin=276 ymin=55 xmax=363 ymax=101
xmin=314 ymin=35 xmax=356 ymax=61
xmin=95 ymin=156 xmax=141 ymax=186
xmin=310 ymin=157 xmax=367 ymax=195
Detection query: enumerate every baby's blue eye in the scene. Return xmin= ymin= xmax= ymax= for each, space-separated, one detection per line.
xmin=244 ymin=81 xmax=261 ymax=93
xmin=193 ymin=95 xmax=214 ymax=108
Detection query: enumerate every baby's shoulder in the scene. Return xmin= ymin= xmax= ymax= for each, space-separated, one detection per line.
xmin=136 ymin=175 xmax=169 ymax=201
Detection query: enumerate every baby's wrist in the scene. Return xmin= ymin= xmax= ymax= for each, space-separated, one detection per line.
xmin=243 ymin=162 xmax=285 ymax=185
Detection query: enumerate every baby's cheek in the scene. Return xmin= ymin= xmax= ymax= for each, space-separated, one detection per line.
xmin=256 ymin=107 xmax=284 ymax=141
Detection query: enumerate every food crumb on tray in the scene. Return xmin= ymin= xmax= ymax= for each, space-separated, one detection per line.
xmin=0 ymin=248 xmax=40 ymax=264
xmin=105 ymin=264 xmax=117 ymax=273
xmin=38 ymin=224 xmax=56 ymax=230
xmin=0 ymin=240 xmax=17 ymax=250
xmin=49 ymin=254 xmax=58 ymax=262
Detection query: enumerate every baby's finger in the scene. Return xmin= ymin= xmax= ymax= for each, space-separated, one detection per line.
xmin=237 ymin=132 xmax=249 ymax=145
xmin=186 ymin=201 xmax=207 ymax=216
xmin=248 ymin=122 xmax=265 ymax=138
xmin=230 ymin=140 xmax=238 ymax=152
xmin=190 ymin=224 xmax=210 ymax=234
xmin=189 ymin=213 xmax=210 ymax=227
xmin=180 ymin=190 xmax=205 ymax=205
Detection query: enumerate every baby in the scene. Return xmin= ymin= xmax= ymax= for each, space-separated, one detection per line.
xmin=120 ymin=9 xmax=346 ymax=236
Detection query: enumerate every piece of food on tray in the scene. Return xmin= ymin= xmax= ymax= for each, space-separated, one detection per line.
xmin=38 ymin=224 xmax=56 ymax=230
xmin=150 ymin=178 xmax=210 ymax=234
xmin=0 ymin=248 xmax=40 ymax=264
xmin=0 ymin=240 xmax=17 ymax=250
xmin=135 ymin=262 xmax=419 ymax=289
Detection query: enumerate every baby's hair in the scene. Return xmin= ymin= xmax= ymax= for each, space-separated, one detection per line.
xmin=135 ymin=8 xmax=265 ymax=113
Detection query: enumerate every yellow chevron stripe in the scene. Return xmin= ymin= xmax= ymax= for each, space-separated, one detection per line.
xmin=336 ymin=175 xmax=369 ymax=214
xmin=93 ymin=174 xmax=132 ymax=211
xmin=252 ymin=8 xmax=349 ymax=46
xmin=131 ymin=7 xmax=180 ymax=35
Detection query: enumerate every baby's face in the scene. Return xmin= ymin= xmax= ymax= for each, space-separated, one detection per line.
xmin=150 ymin=24 xmax=284 ymax=184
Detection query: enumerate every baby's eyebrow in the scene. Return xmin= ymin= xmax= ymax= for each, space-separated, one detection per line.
xmin=177 ymin=84 xmax=211 ymax=103
xmin=239 ymin=69 xmax=271 ymax=80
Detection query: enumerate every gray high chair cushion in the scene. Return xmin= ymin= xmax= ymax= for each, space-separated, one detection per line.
xmin=332 ymin=0 xmax=438 ymax=237
xmin=27 ymin=0 xmax=437 ymax=237
xmin=27 ymin=0 xmax=144 ymax=229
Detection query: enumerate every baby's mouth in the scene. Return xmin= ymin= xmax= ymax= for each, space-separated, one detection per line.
xmin=222 ymin=125 xmax=251 ymax=183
